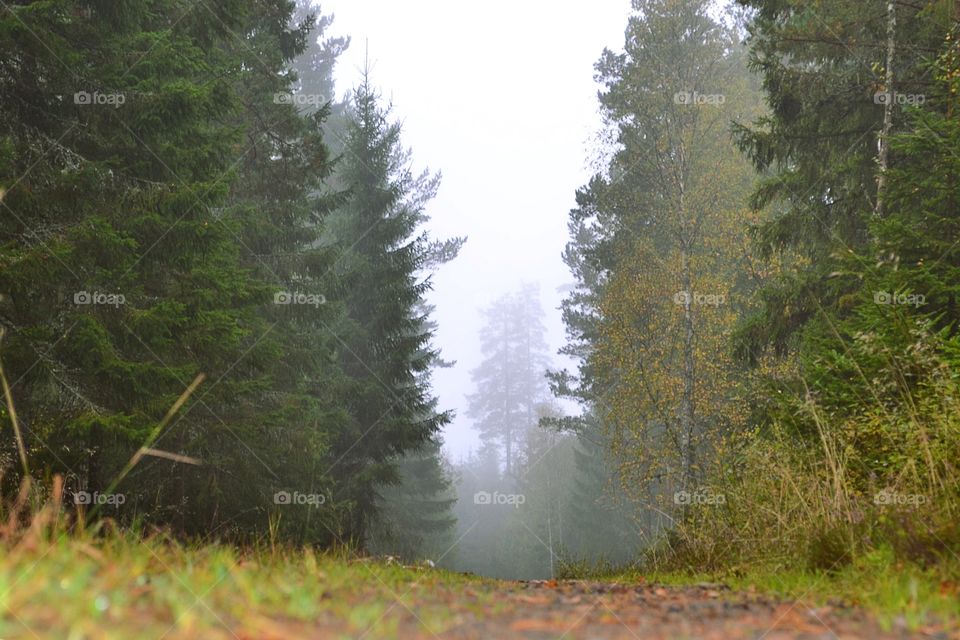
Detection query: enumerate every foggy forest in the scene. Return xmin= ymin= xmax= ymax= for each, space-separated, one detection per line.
xmin=1 ymin=0 xmax=960 ymax=638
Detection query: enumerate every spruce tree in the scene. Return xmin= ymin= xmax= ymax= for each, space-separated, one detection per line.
xmin=326 ymin=72 xmax=456 ymax=545
xmin=732 ymin=0 xmax=954 ymax=361
xmin=367 ymin=436 xmax=457 ymax=561
xmin=0 ymin=0 xmax=269 ymax=520
xmin=178 ymin=0 xmax=344 ymax=542
xmin=0 ymin=1 xmax=361 ymax=544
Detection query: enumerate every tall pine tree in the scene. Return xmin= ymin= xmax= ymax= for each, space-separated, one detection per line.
xmin=467 ymin=285 xmax=550 ymax=478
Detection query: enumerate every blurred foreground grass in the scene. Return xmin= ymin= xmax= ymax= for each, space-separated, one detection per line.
xmin=0 ymin=515 xmax=489 ymax=639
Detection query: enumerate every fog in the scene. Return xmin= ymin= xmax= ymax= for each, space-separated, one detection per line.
xmin=321 ymin=0 xmax=630 ymax=459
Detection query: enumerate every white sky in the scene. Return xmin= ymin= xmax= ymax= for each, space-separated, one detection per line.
xmin=317 ymin=0 xmax=631 ymax=460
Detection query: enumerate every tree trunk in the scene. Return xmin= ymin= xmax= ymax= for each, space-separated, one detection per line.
xmin=678 ymin=186 xmax=696 ymax=492
xmin=875 ymin=0 xmax=896 ymax=217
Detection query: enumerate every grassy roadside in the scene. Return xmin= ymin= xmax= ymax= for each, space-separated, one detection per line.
xmin=607 ymin=553 xmax=960 ymax=635
xmin=0 ymin=524 xmax=494 ymax=640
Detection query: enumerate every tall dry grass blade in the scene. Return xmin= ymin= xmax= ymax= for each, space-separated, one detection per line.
xmin=0 ymin=327 xmax=30 ymax=477
xmin=138 ymin=448 xmax=202 ymax=465
xmin=51 ymin=474 xmax=63 ymax=510
xmin=4 ymin=477 xmax=31 ymax=538
xmin=89 ymin=373 xmax=205 ymax=520
xmin=50 ymin=474 xmax=64 ymax=534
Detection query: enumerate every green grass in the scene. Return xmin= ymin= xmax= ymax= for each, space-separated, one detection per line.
xmin=0 ymin=524 xmax=494 ymax=639
xmin=0 ymin=376 xmax=504 ymax=638
xmin=608 ymin=548 xmax=960 ymax=634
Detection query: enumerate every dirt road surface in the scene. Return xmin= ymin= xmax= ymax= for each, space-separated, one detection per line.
xmin=238 ymin=578 xmax=949 ymax=639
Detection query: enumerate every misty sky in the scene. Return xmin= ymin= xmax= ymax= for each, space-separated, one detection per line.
xmin=319 ymin=0 xmax=630 ymax=459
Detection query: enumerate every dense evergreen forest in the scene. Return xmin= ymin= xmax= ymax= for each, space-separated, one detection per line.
xmin=2 ymin=0 xmax=960 ymax=599
xmin=0 ymin=0 xmax=461 ymax=550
